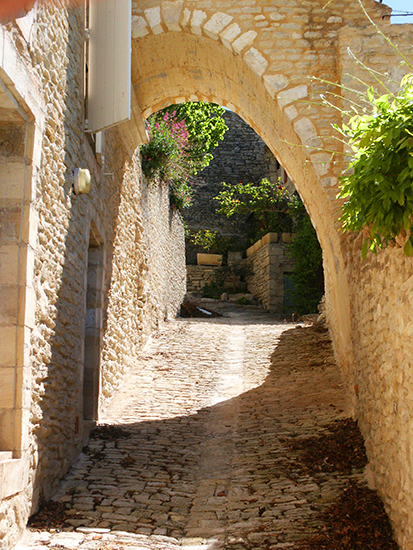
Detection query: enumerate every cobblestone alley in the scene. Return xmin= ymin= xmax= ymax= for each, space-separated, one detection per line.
xmin=21 ymin=304 xmax=391 ymax=550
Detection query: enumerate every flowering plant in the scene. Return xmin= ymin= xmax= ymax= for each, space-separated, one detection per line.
xmin=141 ymin=111 xmax=193 ymax=209
xmin=141 ymin=102 xmax=227 ymax=210
xmin=141 ymin=112 xmax=188 ymax=179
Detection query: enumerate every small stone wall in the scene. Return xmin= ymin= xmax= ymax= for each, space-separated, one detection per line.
xmin=246 ymin=239 xmax=294 ymax=313
xmin=187 ymin=235 xmax=294 ymax=313
xmin=186 ymin=265 xmax=219 ymax=293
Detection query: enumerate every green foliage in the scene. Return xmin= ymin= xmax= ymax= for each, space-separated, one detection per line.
xmin=170 ymin=179 xmax=193 ymax=211
xmin=214 ymin=178 xmax=322 ymax=312
xmin=140 ymin=102 xmax=227 ymax=210
xmin=141 ymin=110 xmax=193 ymax=209
xmin=213 ymin=261 xmax=252 ymax=291
xmin=200 ymin=261 xmax=252 ymax=298
xmin=338 ymin=75 xmax=413 ymax=257
xmin=191 ymin=230 xmax=220 ymax=253
xmin=287 ymin=202 xmax=324 ymax=315
xmin=214 ymin=178 xmax=296 ymax=240
xmin=190 ymin=230 xmax=234 ymax=255
xmin=141 ymin=111 xmax=188 ymax=182
xmin=201 ymin=281 xmax=222 ymax=299
xmin=162 ymin=102 xmax=228 ymax=174
xmin=236 ymin=296 xmax=251 ymax=306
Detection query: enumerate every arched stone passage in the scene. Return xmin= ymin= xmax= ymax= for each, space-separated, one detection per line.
xmin=129 ymin=9 xmax=413 ymax=545
xmin=129 ymin=0 xmax=389 ymax=379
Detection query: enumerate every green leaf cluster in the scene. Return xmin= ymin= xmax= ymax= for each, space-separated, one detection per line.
xmin=214 ymin=178 xmax=296 ymax=239
xmin=158 ymin=102 xmax=228 ymax=175
xmin=286 ymin=203 xmax=324 ymax=315
xmin=190 ymin=229 xmax=221 ymax=253
xmin=190 ymin=229 xmax=234 ymax=255
xmin=141 ymin=102 xmax=227 ymax=211
xmin=338 ymin=75 xmax=413 ymax=257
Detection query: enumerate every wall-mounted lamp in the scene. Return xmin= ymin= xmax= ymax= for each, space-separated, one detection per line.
xmin=74 ymin=168 xmax=91 ymax=194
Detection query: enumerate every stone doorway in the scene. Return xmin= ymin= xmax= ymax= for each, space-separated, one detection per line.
xmin=82 ymin=224 xmax=104 ymax=423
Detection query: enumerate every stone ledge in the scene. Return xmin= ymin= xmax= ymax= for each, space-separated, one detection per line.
xmin=0 ymin=456 xmax=28 ymax=499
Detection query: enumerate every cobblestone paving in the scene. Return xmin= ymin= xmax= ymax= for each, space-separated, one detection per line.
xmin=21 ymin=304 xmax=357 ymax=550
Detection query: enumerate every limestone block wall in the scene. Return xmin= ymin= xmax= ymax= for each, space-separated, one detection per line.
xmin=246 ymin=241 xmax=293 ymax=313
xmin=186 ymin=265 xmax=218 ymax=293
xmin=0 ymin=5 xmax=185 ymax=549
xmin=99 ymin=147 xmax=186 ymax=409
xmin=337 ymin=24 xmax=413 ymax=550
xmin=347 ymin=239 xmax=413 ymax=549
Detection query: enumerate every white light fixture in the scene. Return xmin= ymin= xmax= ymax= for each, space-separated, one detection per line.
xmin=74 ymin=168 xmax=92 ymax=194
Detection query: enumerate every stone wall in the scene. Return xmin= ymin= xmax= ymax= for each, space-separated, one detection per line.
xmin=187 ymin=237 xmax=294 ymax=314
xmin=338 ymin=24 xmax=413 ymax=550
xmin=0 ymin=5 xmax=185 ymax=549
xmin=246 ymin=238 xmax=294 ymax=313
xmin=186 ymin=265 xmax=219 ymax=293
xmin=183 ymin=110 xmax=293 ymax=264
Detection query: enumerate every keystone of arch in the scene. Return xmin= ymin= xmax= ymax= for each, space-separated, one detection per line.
xmin=162 ymin=1 xmax=184 ymax=31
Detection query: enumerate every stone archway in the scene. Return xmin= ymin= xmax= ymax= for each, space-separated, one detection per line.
xmin=129 ymin=0 xmax=389 ymax=379
xmin=128 ymin=12 xmax=413 ymax=545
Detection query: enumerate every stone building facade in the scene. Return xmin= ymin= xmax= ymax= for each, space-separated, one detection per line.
xmin=246 ymin=236 xmax=295 ymax=313
xmin=2 ymin=1 xmax=413 ymax=550
xmin=0 ymin=5 xmax=185 ymax=549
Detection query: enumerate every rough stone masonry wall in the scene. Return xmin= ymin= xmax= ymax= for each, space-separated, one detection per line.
xmin=183 ymin=110 xmax=283 ymax=264
xmin=246 ymin=242 xmax=294 ymax=312
xmin=99 ymin=145 xmax=186 ymax=408
xmin=186 ymin=265 xmax=218 ymax=293
xmin=338 ymin=24 xmax=413 ymax=550
xmin=0 ymin=4 xmax=185 ymax=549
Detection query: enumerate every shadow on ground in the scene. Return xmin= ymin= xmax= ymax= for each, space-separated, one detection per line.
xmin=30 ymin=323 xmax=398 ymax=550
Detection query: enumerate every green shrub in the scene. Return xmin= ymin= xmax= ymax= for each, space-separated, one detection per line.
xmin=286 ymin=208 xmax=324 ymax=315
xmin=338 ymin=75 xmax=413 ymax=257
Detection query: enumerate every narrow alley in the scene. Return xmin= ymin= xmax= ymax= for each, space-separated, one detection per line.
xmin=21 ymin=304 xmax=395 ymax=550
